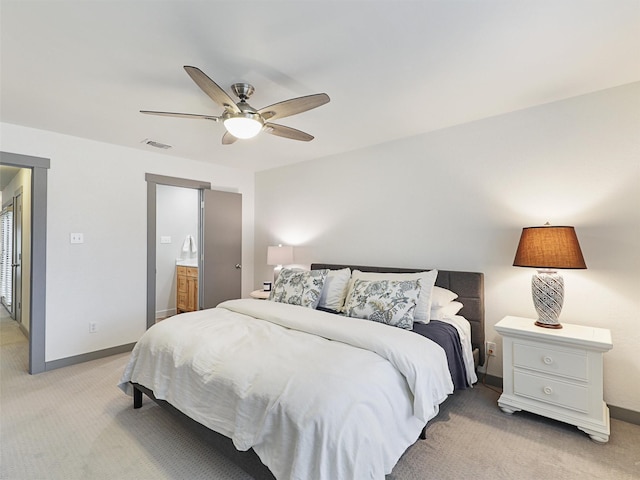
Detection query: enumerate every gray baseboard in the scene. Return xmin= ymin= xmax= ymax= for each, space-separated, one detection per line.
xmin=45 ymin=343 xmax=136 ymax=371
xmin=19 ymin=322 xmax=29 ymax=338
xmin=481 ymin=373 xmax=503 ymax=389
xmin=609 ymin=404 xmax=640 ymax=426
xmin=156 ymin=308 xmax=176 ymax=320
xmin=478 ymin=373 xmax=639 ymax=426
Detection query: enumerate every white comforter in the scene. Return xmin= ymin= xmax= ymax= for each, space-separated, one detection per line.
xmin=119 ymin=299 xmax=454 ymax=480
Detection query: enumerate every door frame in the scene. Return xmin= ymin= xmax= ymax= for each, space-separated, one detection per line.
xmin=145 ymin=174 xmax=211 ymax=329
xmin=0 ymin=151 xmax=49 ymax=375
xmin=13 ymin=188 xmax=23 ymax=324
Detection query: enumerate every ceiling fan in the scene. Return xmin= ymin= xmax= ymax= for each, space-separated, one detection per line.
xmin=141 ymin=66 xmax=330 ymax=144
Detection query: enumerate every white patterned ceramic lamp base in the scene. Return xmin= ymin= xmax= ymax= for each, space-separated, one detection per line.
xmin=531 ymin=271 xmax=564 ymax=327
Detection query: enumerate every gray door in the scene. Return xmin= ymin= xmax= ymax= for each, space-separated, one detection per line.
xmin=13 ymin=193 xmax=22 ymax=324
xmin=201 ymin=190 xmax=242 ymax=309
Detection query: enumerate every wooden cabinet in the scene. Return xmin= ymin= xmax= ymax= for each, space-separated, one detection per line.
xmin=176 ymin=266 xmax=198 ymax=313
xmin=496 ymin=316 xmax=612 ymax=443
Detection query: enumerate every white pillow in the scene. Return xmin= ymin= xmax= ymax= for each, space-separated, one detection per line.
xmin=317 ymin=268 xmax=351 ymax=311
xmin=429 ymin=301 xmax=464 ymax=321
xmin=343 ymin=278 xmax=422 ymax=329
xmin=431 ymin=286 xmax=458 ymax=307
xmin=344 ymin=269 xmax=438 ymax=323
xmin=269 ymin=268 xmax=329 ymax=309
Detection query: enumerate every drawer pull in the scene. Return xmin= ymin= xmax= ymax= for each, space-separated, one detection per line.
xmin=543 ymin=356 xmax=553 ymax=365
xmin=543 ymin=386 xmax=553 ymax=395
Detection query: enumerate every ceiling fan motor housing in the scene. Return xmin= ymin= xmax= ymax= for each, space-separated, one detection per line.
xmin=231 ymin=83 xmax=255 ymax=100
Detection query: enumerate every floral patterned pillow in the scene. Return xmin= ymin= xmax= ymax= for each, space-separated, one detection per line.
xmin=343 ymin=278 xmax=422 ymax=329
xmin=269 ymin=268 xmax=329 ymax=309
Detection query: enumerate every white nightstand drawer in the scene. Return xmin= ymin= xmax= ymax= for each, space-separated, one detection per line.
xmin=514 ymin=371 xmax=589 ymax=413
xmin=513 ymin=342 xmax=588 ymax=381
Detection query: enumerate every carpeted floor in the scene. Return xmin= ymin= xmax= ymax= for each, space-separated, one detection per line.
xmin=1 ymin=309 xmax=638 ymax=480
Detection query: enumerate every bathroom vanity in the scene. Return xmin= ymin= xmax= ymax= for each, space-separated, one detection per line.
xmin=176 ymin=261 xmax=198 ymax=313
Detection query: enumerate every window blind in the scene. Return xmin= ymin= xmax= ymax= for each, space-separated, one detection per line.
xmin=0 ymin=207 xmax=13 ymax=309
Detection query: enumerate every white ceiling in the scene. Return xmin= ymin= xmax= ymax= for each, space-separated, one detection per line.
xmin=1 ymin=1 xmax=638 ymax=172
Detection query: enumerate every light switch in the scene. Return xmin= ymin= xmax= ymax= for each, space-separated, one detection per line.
xmin=70 ymin=233 xmax=84 ymax=244
xmin=160 ymin=236 xmax=172 ymax=244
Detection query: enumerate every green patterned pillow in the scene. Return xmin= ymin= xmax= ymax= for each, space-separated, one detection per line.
xmin=343 ymin=278 xmax=422 ymax=329
xmin=269 ymin=268 xmax=329 ymax=309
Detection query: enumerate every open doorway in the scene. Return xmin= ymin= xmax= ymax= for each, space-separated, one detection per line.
xmin=155 ymin=184 xmax=199 ymax=320
xmin=145 ymin=173 xmax=242 ymax=330
xmin=0 ymin=152 xmax=49 ymax=374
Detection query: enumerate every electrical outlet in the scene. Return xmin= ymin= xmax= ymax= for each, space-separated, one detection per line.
xmin=89 ymin=322 xmax=97 ymax=333
xmin=486 ymin=341 xmax=497 ymax=357
xmin=70 ymin=233 xmax=84 ymax=244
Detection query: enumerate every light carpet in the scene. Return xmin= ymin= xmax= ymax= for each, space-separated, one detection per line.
xmin=1 ymin=312 xmax=638 ymax=480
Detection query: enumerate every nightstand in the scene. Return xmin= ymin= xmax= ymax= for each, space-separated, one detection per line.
xmin=495 ymin=316 xmax=613 ymax=443
xmin=250 ymin=289 xmax=270 ymax=300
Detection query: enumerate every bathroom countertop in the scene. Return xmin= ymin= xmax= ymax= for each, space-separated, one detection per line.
xmin=176 ymin=259 xmax=198 ymax=267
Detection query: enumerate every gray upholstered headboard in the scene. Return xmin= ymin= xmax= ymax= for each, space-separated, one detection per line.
xmin=311 ymin=263 xmax=485 ymax=365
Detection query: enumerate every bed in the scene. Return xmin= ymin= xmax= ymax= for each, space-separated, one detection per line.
xmin=119 ymin=263 xmax=484 ymax=480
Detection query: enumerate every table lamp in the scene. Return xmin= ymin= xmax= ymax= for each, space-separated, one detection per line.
xmin=513 ymin=224 xmax=586 ymax=329
xmin=267 ymin=244 xmax=294 ymax=282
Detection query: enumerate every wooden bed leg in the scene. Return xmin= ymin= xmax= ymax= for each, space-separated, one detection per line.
xmin=419 ymin=426 xmax=427 ymax=440
xmin=133 ymin=385 xmax=143 ymax=409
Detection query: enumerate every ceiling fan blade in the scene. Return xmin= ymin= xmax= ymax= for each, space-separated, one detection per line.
xmin=221 ymin=131 xmax=239 ymax=145
xmin=140 ymin=110 xmax=221 ymax=121
xmin=258 ymin=93 xmax=330 ymax=121
xmin=183 ymin=66 xmax=241 ymax=114
xmin=263 ymin=123 xmax=314 ymax=142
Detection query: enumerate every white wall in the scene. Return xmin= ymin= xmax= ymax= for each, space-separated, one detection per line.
xmin=0 ymin=122 xmax=255 ymax=362
xmin=254 ymin=82 xmax=640 ymax=413
xmin=155 ymin=185 xmax=199 ymax=318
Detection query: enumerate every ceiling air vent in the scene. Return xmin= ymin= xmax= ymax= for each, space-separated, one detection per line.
xmin=141 ymin=138 xmax=172 ymax=150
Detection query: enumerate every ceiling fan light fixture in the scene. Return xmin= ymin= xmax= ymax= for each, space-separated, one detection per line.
xmin=223 ymin=113 xmax=263 ymax=139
